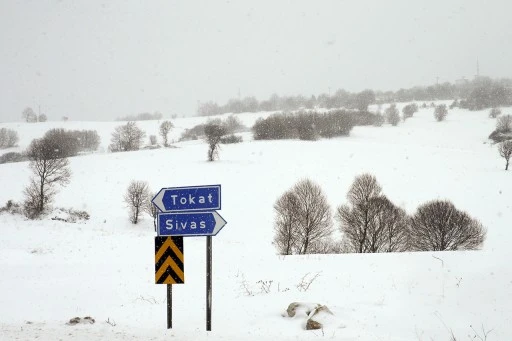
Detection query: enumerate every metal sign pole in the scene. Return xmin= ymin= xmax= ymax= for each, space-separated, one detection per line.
xmin=206 ymin=236 xmax=212 ymax=331
xmin=167 ymin=284 xmax=172 ymax=329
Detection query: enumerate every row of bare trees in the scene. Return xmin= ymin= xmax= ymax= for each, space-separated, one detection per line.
xmin=273 ymin=175 xmax=486 ymax=255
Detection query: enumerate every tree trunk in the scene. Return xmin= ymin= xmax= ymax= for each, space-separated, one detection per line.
xmin=506 ymin=159 xmax=509 ymax=171
xmin=39 ymin=178 xmax=45 ymax=213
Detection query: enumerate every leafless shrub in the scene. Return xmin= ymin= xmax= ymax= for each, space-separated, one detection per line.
xmin=496 ymin=114 xmax=512 ymax=132
xmin=124 ymin=181 xmax=150 ymax=224
xmin=105 ymin=318 xmax=116 ymax=327
xmin=296 ymin=272 xmax=321 ymax=292
xmin=257 ymin=280 xmax=273 ymax=294
xmin=409 ymin=200 xmax=486 ymax=251
xmin=498 ymin=140 xmax=512 ymax=170
xmin=0 ymin=200 xmax=23 ymax=215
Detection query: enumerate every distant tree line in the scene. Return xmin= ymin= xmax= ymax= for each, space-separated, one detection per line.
xmin=116 ymin=111 xmax=163 ymax=121
xmin=0 ymin=128 xmax=101 ymax=164
xmin=197 ymin=90 xmax=376 ymax=116
xmin=198 ymin=77 xmax=512 ymax=116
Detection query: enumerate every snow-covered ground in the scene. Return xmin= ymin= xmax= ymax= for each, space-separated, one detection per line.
xmin=1 ymin=106 xmax=511 ymax=340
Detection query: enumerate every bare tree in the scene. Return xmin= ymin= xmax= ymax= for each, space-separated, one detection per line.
xmin=273 ymin=179 xmax=333 ymax=255
xmin=109 ymin=121 xmax=146 ymax=152
xmin=366 ymin=196 xmax=409 ymax=252
xmin=498 ymin=140 xmax=512 ymax=170
xmin=409 ymin=200 xmax=486 ymax=251
xmin=124 ymin=181 xmax=150 ymax=224
xmin=273 ymin=191 xmax=300 ymax=255
xmin=159 ymin=121 xmax=174 ymax=147
xmin=335 ymin=174 xmax=382 ymax=253
xmin=204 ymin=123 xmax=226 ymax=161
xmin=22 ymin=107 xmax=37 ymax=123
xmin=434 ymin=104 xmax=448 ymax=122
xmin=292 ymin=179 xmax=333 ymax=254
xmin=23 ymin=137 xmax=71 ymax=218
xmin=0 ymin=128 xmax=19 ymax=148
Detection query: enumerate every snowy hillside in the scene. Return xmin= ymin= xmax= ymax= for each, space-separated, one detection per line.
xmin=1 ymin=106 xmax=511 ymax=340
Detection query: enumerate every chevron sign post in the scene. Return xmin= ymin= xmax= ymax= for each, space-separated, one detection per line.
xmin=151 ymin=184 xmax=226 ymax=331
xmin=155 ymin=236 xmax=184 ymax=284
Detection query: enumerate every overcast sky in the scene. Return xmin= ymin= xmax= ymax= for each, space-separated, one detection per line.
xmin=1 ymin=0 xmax=511 ymax=122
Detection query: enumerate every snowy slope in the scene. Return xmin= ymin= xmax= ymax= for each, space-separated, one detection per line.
xmin=1 ymin=106 xmax=511 ymax=340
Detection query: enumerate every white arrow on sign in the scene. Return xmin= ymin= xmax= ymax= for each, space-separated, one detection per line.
xmin=211 ymin=211 xmax=227 ymax=235
xmin=153 ymin=190 xmax=165 ymax=212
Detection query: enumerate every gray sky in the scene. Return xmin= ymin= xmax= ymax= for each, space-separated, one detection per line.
xmin=1 ymin=0 xmax=511 ymax=122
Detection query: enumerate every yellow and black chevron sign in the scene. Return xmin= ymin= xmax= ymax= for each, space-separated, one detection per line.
xmin=155 ymin=236 xmax=184 ymax=284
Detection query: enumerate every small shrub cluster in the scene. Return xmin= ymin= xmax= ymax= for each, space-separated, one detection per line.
xmin=0 ymin=128 xmax=19 ymax=148
xmin=180 ymin=123 xmax=207 ymax=141
xmin=179 ymin=115 xmax=246 ymax=142
xmin=385 ymin=104 xmax=400 ymax=126
xmin=0 ymin=152 xmax=28 ymax=164
xmin=38 ymin=128 xmax=100 ymax=157
xmin=402 ymin=103 xmax=419 ymax=120
xmin=220 ymin=134 xmax=243 ymax=144
xmin=253 ymin=110 xmax=361 ymax=141
xmin=488 ymin=114 xmax=512 ymax=143
xmin=434 ymin=104 xmax=449 ymax=121
xmin=51 ymin=207 xmax=90 ymax=223
xmin=0 ymin=200 xmax=23 ymax=215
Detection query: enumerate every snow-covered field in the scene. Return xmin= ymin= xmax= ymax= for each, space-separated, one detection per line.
xmin=1 ymin=106 xmax=511 ymax=340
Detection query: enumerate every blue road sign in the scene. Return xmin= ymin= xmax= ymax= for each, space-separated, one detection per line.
xmin=157 ymin=211 xmax=227 ymax=237
xmin=152 ymin=185 xmax=221 ymax=212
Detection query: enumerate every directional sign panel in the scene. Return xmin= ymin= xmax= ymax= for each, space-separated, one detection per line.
xmin=152 ymin=185 xmax=221 ymax=213
xmin=157 ymin=211 xmax=227 ymax=237
xmin=155 ymin=236 xmax=184 ymax=284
